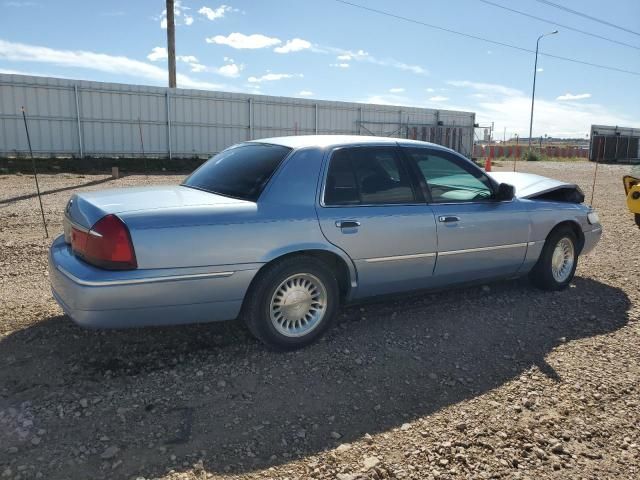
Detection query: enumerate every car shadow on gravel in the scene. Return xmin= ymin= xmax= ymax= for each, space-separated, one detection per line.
xmin=0 ymin=176 xmax=113 ymax=206
xmin=0 ymin=276 xmax=631 ymax=479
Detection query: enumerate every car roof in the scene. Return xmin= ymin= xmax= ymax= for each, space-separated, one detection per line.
xmin=246 ymin=134 xmax=451 ymax=151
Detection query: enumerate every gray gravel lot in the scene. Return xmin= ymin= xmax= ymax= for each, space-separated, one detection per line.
xmin=0 ymin=161 xmax=639 ymax=480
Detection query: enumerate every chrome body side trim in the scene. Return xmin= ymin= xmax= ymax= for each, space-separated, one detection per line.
xmin=364 ymin=252 xmax=437 ymax=263
xmin=57 ymin=265 xmax=235 ymax=287
xmin=439 ymin=242 xmax=529 ymax=256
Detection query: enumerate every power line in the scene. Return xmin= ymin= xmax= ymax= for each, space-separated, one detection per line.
xmin=533 ymin=0 xmax=640 ymax=37
xmin=479 ymin=0 xmax=640 ymax=51
xmin=333 ymin=0 xmax=640 ymax=76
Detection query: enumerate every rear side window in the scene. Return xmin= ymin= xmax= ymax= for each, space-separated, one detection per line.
xmin=183 ymin=143 xmax=291 ymax=201
xmin=324 ymin=147 xmax=416 ymax=206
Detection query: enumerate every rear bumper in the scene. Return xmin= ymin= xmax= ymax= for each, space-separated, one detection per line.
xmin=48 ymin=235 xmax=259 ymax=328
xmin=581 ymin=226 xmax=602 ymax=255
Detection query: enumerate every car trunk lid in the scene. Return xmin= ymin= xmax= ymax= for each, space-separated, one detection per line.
xmin=64 ymin=185 xmax=250 ymax=231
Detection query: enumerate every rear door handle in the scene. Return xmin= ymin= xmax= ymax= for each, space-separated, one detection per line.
xmin=438 ymin=215 xmax=460 ymax=223
xmin=335 ymin=220 xmax=361 ymax=228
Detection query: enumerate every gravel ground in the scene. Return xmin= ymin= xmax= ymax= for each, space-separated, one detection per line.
xmin=1 ymin=162 xmax=639 ymax=480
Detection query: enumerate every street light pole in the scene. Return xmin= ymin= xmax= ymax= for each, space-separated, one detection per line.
xmin=528 ymin=30 xmax=558 ymax=153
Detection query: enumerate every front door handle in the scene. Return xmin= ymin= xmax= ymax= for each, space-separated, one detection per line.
xmin=438 ymin=215 xmax=460 ymax=223
xmin=335 ymin=220 xmax=361 ymax=228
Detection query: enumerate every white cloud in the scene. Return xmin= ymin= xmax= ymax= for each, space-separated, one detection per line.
xmin=217 ymin=62 xmax=242 ymax=77
xmin=206 ymin=32 xmax=281 ymax=49
xmin=188 ymin=63 xmax=207 ymax=73
xmin=339 ymin=49 xmax=368 ymax=59
xmin=198 ymin=5 xmax=232 ymax=20
xmin=177 ymin=54 xmax=198 ymax=63
xmin=537 ymin=67 xmax=544 ymax=72
xmin=157 ymin=0 xmax=193 ymax=29
xmin=556 ymin=92 xmax=592 ymax=101
xmin=147 ymin=46 xmax=167 ymax=62
xmin=274 ymin=38 xmax=311 ymax=54
xmin=389 ymin=87 xmax=404 ymax=93
xmin=147 ymin=49 xmax=203 ymax=72
xmin=298 ymin=90 xmax=313 ymax=97
xmin=0 ymin=67 xmax=54 ymax=77
xmin=325 ymin=46 xmax=427 ymax=75
xmin=4 ymin=1 xmax=38 ymax=6
xmin=429 ymin=95 xmax=449 ymax=102
xmin=248 ymin=73 xmax=302 ymax=83
xmin=359 ymin=79 xmax=637 ymax=137
xmin=361 ymin=94 xmax=413 ymax=107
xmin=0 ymin=39 xmax=225 ymax=91
xmin=146 ymin=47 xmax=242 ymax=77
xmin=330 ymin=63 xmax=350 ymax=68
xmin=447 ymin=80 xmax=522 ymax=97
xmin=426 ymin=87 xmax=435 ymax=92
xmin=394 ymin=62 xmax=427 ymax=75
xmin=452 ymin=81 xmax=633 ymax=137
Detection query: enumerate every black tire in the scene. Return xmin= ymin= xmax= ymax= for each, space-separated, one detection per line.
xmin=242 ymin=256 xmax=340 ymax=351
xmin=635 ymin=213 xmax=640 ymax=229
xmin=529 ymin=226 xmax=578 ymax=291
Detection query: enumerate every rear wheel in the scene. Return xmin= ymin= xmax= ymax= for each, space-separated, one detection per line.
xmin=242 ymin=256 xmax=339 ymax=350
xmin=529 ymin=226 xmax=578 ymax=291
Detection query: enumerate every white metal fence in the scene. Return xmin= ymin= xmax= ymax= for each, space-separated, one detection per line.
xmin=0 ymin=74 xmax=476 ymax=158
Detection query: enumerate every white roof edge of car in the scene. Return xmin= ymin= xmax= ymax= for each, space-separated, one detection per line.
xmin=246 ymin=134 xmax=453 ymax=151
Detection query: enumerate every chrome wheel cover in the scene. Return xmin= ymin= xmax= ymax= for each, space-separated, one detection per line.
xmin=269 ymin=273 xmax=327 ymax=338
xmin=551 ymin=237 xmax=575 ymax=283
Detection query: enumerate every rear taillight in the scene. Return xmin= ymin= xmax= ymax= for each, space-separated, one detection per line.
xmin=71 ymin=214 xmax=137 ymax=270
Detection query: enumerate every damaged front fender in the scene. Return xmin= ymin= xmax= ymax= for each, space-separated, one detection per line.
xmin=489 ymin=172 xmax=585 ymax=203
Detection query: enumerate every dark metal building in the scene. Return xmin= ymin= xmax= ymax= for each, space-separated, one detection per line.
xmin=590 ymin=125 xmax=640 ymax=163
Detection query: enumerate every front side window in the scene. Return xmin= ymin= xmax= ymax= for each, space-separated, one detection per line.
xmin=324 ymin=147 xmax=416 ymax=206
xmin=404 ymin=148 xmax=493 ymax=203
xmin=183 ymin=143 xmax=291 ymax=201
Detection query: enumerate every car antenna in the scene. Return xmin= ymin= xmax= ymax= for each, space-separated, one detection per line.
xmin=21 ymin=106 xmax=48 ymax=238
xmin=589 ymin=137 xmax=604 ymax=206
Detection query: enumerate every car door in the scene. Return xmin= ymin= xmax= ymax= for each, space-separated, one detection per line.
xmin=316 ymin=145 xmax=438 ymax=297
xmin=402 ymin=147 xmax=530 ymax=283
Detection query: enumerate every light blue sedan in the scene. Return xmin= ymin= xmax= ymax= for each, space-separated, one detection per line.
xmin=49 ymin=136 xmax=602 ymax=349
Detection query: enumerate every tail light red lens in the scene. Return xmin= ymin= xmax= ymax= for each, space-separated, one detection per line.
xmin=71 ymin=214 xmax=137 ymax=270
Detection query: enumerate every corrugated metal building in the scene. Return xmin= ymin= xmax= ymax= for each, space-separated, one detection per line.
xmin=590 ymin=125 xmax=640 ymax=163
xmin=0 ymin=74 xmax=476 ymax=159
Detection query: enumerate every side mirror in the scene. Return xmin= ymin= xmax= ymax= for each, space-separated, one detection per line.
xmin=496 ymin=183 xmax=515 ymax=201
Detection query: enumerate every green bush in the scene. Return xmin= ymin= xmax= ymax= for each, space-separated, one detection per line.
xmin=524 ymin=151 xmax=541 ymax=162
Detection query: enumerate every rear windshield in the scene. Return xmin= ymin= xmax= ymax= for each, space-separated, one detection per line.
xmin=183 ymin=143 xmax=291 ymax=201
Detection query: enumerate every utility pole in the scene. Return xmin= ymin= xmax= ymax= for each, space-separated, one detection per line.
xmin=166 ymin=0 xmax=177 ymax=88
xmin=528 ymin=30 xmax=558 ymax=152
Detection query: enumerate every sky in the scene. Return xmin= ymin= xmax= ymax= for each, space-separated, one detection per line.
xmin=1 ymin=0 xmax=639 ymax=138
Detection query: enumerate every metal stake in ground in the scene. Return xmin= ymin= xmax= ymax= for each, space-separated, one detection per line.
xmin=21 ymin=106 xmax=48 ymax=238
xmin=138 ymin=117 xmax=148 ymax=177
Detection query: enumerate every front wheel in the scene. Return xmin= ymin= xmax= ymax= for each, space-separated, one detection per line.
xmin=529 ymin=226 xmax=578 ymax=291
xmin=242 ymin=256 xmax=339 ymax=350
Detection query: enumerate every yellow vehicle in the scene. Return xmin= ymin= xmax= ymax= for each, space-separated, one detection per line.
xmin=623 ymin=175 xmax=640 ymax=228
